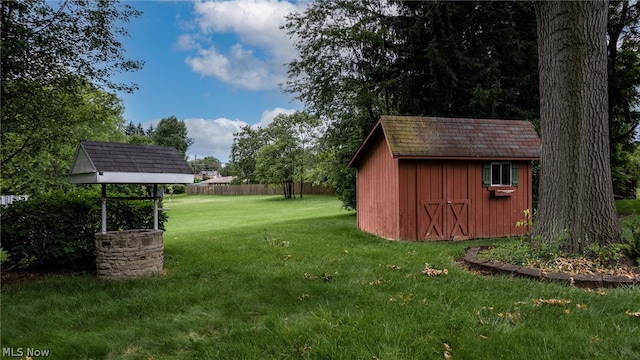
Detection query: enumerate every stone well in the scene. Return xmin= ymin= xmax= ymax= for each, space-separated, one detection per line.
xmin=94 ymin=229 xmax=163 ymax=280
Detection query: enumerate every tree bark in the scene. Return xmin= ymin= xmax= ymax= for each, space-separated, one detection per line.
xmin=533 ymin=1 xmax=624 ymax=254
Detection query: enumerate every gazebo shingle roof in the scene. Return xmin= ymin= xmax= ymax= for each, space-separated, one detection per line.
xmin=68 ymin=141 xmax=194 ymax=184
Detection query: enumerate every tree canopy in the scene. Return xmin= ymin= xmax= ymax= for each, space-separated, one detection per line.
xmin=228 ymin=126 xmax=267 ymax=185
xmin=608 ymin=0 xmax=640 ymax=194
xmin=1 ymin=0 xmax=143 ymax=194
xmin=228 ymin=112 xmax=320 ymax=198
xmin=152 ymin=116 xmax=194 ymax=158
xmin=283 ymin=0 xmax=539 ymax=208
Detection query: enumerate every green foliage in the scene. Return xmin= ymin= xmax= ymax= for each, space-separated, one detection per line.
xmin=588 ymin=241 xmax=630 ymax=267
xmin=167 ymin=184 xmax=187 ymax=195
xmin=621 ymin=215 xmax=640 ymax=262
xmin=489 ymin=200 xmax=640 ymax=267
xmin=480 ymin=232 xmax=571 ymax=267
xmin=252 ymin=112 xmax=321 ymax=198
xmin=1 ymin=0 xmax=142 ymax=194
xmin=152 ymin=116 xmax=194 ymax=157
xmin=476 ymin=240 xmax=536 ymax=266
xmin=229 ymin=112 xmax=321 ymax=198
xmin=228 ymin=125 xmax=267 ymax=184
xmin=529 ymin=230 xmax=569 ymax=262
xmin=0 ymin=188 xmax=167 ymax=271
xmin=189 ymin=156 xmax=223 ymax=173
xmin=284 ymin=1 xmax=540 ymax=209
xmin=0 ymin=0 xmax=143 ymax=93
xmin=608 ymin=1 xmax=640 ymax=190
xmin=0 ymin=83 xmax=128 ymax=194
xmin=0 ymin=247 xmax=8 ymax=264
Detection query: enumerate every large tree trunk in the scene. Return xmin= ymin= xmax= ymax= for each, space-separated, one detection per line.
xmin=533 ymin=1 xmax=624 ymax=254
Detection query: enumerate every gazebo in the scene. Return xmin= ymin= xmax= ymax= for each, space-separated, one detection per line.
xmin=68 ymin=140 xmax=194 ymax=279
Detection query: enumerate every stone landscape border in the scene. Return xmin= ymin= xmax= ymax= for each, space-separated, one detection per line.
xmin=463 ymin=246 xmax=640 ymax=288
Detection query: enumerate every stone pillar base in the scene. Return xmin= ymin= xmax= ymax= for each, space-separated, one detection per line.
xmin=94 ymin=229 xmax=163 ymax=280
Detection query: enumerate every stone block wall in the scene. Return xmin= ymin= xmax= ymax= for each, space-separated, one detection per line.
xmin=94 ymin=229 xmax=164 ymax=280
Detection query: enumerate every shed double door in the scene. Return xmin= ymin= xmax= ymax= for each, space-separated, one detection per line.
xmin=417 ymin=162 xmax=470 ymax=241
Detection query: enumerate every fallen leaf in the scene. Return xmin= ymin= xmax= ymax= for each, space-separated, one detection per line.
xmin=443 ymin=344 xmax=452 ymax=359
xmin=625 ymin=310 xmax=640 ymax=317
xmin=533 ymin=298 xmax=571 ymax=306
xmin=422 ymin=263 xmax=449 ymax=276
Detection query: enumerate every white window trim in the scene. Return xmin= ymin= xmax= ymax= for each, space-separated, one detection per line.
xmin=490 ymin=162 xmax=512 ymax=186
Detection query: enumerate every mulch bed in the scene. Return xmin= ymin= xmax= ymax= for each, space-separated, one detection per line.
xmin=462 ymin=246 xmax=640 ymax=288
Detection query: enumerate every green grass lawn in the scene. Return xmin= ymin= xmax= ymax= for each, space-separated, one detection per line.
xmin=616 ymin=188 xmax=640 ymax=214
xmin=2 ymin=195 xmax=639 ymax=360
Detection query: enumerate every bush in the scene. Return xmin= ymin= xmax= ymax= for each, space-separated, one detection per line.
xmin=621 ymin=215 xmax=640 ymax=263
xmin=0 ymin=188 xmax=168 ymax=272
xmin=167 ymin=184 xmax=186 ymax=195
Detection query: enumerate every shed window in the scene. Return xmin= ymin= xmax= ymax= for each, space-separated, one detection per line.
xmin=483 ymin=163 xmax=519 ymax=187
xmin=492 ymin=163 xmax=511 ymax=185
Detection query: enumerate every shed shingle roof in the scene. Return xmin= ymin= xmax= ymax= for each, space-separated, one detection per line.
xmin=349 ymin=116 xmax=540 ymax=167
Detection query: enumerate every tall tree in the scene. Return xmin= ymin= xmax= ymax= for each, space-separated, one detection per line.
xmin=1 ymin=0 xmax=142 ymax=194
xmin=189 ymin=156 xmax=223 ymax=174
xmin=228 ymin=126 xmax=267 ymax=184
xmin=608 ymin=0 xmax=640 ymax=195
xmin=287 ymin=112 xmax=321 ymax=198
xmin=533 ymin=1 xmax=624 ymax=254
xmin=283 ymin=0 xmax=539 ymax=208
xmin=152 ymin=116 xmax=194 ymax=157
xmin=253 ymin=112 xmax=320 ymax=198
xmin=0 ymin=84 xmax=127 ymax=194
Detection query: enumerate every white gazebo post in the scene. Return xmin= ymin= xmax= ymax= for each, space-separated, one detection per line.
xmin=153 ymin=184 xmax=159 ymax=231
xmin=101 ymin=184 xmax=107 ymax=233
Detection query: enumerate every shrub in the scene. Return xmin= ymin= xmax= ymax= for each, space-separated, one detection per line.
xmin=621 ymin=215 xmax=640 ymax=263
xmin=0 ymin=188 xmax=168 ymax=272
xmin=167 ymin=184 xmax=186 ymax=195
xmin=476 ymin=240 xmax=534 ymax=266
xmin=0 ymin=247 xmax=8 ymax=265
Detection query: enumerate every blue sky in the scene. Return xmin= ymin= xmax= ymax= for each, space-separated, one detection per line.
xmin=115 ymin=1 xmax=308 ymax=163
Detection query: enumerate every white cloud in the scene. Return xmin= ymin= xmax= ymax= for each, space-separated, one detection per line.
xmin=180 ymin=0 xmax=306 ymax=90
xmin=254 ymin=107 xmax=297 ymax=128
xmin=175 ymin=34 xmax=201 ymax=51
xmin=185 ymin=44 xmax=274 ymax=91
xmin=179 ymin=106 xmax=297 ymax=163
xmin=183 ymin=117 xmax=248 ymax=163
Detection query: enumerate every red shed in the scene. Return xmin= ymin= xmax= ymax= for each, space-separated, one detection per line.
xmin=348 ymin=116 xmax=541 ymax=241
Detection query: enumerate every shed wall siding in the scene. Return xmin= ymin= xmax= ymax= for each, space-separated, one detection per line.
xmin=397 ymin=160 xmax=533 ymax=240
xmin=472 ymin=161 xmax=533 ymax=238
xmin=356 ymin=135 xmax=399 ymax=239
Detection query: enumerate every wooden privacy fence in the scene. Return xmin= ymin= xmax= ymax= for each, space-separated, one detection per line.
xmin=187 ymin=183 xmax=334 ymax=196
